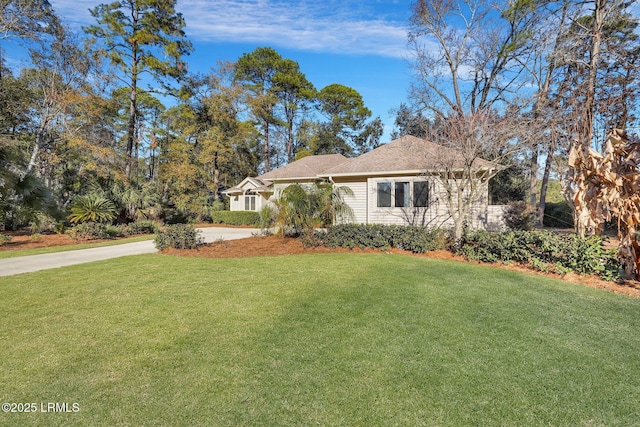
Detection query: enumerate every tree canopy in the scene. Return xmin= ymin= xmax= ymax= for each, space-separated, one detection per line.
xmin=1 ymin=0 xmax=638 ymax=237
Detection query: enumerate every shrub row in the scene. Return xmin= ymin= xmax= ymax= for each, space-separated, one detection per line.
xmin=302 ymin=224 xmax=621 ymax=281
xmin=66 ymin=220 xmax=160 ymax=240
xmin=209 ymin=211 xmax=260 ymax=226
xmin=459 ymin=229 xmax=621 ymax=280
xmin=155 ymin=224 xmax=204 ymax=250
xmin=306 ymin=224 xmax=448 ymax=253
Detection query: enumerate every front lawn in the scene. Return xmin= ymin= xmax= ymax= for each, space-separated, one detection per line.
xmin=1 ymin=253 xmax=639 ymax=426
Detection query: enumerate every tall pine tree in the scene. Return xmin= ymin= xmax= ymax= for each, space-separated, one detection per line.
xmin=85 ymin=0 xmax=192 ymax=180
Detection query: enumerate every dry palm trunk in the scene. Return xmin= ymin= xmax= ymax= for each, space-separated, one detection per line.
xmin=568 ymin=129 xmax=640 ymax=279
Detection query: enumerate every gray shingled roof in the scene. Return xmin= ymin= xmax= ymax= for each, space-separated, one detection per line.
xmin=258 ymin=154 xmax=348 ymax=180
xmin=321 ymin=135 xmax=495 ymax=176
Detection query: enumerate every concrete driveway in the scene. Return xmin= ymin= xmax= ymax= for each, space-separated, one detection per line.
xmin=0 ymin=227 xmax=260 ymax=277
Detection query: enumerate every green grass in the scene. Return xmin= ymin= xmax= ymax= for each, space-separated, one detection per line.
xmin=1 ymin=253 xmax=639 ymax=426
xmin=0 ymin=235 xmax=153 ymax=259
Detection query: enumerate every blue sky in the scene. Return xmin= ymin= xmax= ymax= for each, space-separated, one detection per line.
xmin=20 ymin=0 xmax=416 ymax=141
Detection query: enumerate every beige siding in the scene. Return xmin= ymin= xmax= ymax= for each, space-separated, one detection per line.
xmin=333 ymin=179 xmax=367 ymax=224
xmin=229 ymin=195 xmax=243 ymax=211
xmin=365 ymin=177 xmax=489 ymax=229
xmin=486 ymin=205 xmax=507 ymax=231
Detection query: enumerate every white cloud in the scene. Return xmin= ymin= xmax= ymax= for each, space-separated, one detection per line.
xmin=49 ymin=0 xmax=410 ymax=58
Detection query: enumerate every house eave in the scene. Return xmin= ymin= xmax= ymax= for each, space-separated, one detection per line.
xmin=319 ymin=165 xmax=499 ymax=179
xmin=319 ymin=169 xmax=429 ymax=179
xmin=266 ymin=176 xmax=325 ymax=182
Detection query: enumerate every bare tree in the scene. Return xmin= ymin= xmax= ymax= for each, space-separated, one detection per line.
xmin=409 ymin=0 xmax=533 ymax=119
xmin=510 ymin=0 xmax=574 ymax=224
xmin=0 ymin=0 xmax=59 ymax=41
xmin=408 ymin=0 xmax=534 ymax=237
xmin=426 ymin=112 xmax=515 ymax=240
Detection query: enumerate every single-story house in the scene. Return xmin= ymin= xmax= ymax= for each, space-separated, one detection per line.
xmin=223 ymin=135 xmax=505 ymax=229
xmin=222 ymin=153 xmax=349 ymax=212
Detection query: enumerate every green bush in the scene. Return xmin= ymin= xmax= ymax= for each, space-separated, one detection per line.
xmin=198 ymin=202 xmax=227 ymax=223
xmin=161 ymin=208 xmax=190 ymax=225
xmin=123 ymin=220 xmax=159 ymax=235
xmin=458 ymin=229 xmax=621 ymax=279
xmin=209 ymin=211 xmax=260 ymax=226
xmin=0 ymin=234 xmax=12 ymax=245
xmin=259 ymin=206 xmax=274 ymax=230
xmin=67 ymin=222 xmax=122 ymax=240
xmin=504 ymin=201 xmax=537 ymax=231
xmin=543 ymin=201 xmax=573 ymax=228
xmin=310 ymin=224 xmax=448 ymax=253
xmin=52 ymin=222 xmax=67 ymax=235
xmin=155 ymin=224 xmax=204 ymax=250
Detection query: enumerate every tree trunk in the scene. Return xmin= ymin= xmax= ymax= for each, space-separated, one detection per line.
xmin=213 ymin=150 xmax=220 ymax=201
xmin=538 ymin=140 xmax=555 ymax=226
xmin=529 ymin=146 xmax=538 ymax=207
xmin=570 ymin=0 xmax=606 ymax=236
xmin=26 ymin=121 xmax=48 ymax=174
xmin=580 ymin=0 xmax=605 ymax=157
xmin=126 ymin=76 xmax=137 ymax=180
xmin=263 ymin=120 xmax=270 ymax=172
xmin=287 ymin=118 xmax=294 ymax=163
xmin=125 ymin=6 xmax=140 ymax=181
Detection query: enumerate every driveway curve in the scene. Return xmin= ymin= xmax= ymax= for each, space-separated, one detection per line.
xmin=0 ymin=227 xmax=260 ymax=277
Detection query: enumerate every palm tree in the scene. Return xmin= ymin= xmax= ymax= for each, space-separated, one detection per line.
xmin=109 ymin=181 xmax=160 ymax=222
xmin=1 ymin=144 xmax=53 ymax=229
xmin=273 ymin=182 xmax=354 ymax=236
xmin=314 ymin=182 xmax=354 ymax=226
xmin=69 ymin=193 xmax=116 ymax=224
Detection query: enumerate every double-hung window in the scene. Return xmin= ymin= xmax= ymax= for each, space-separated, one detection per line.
xmin=413 ymin=181 xmax=429 ymax=207
xmin=244 ymin=195 xmax=256 ymax=211
xmin=377 ymin=182 xmax=392 ymax=207
xmin=395 ymin=182 xmax=410 ymax=207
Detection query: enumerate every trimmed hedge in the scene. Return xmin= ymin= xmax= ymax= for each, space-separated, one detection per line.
xmin=66 ymin=222 xmax=121 ymax=240
xmin=307 ymin=224 xmax=448 ymax=253
xmin=304 ymin=224 xmax=622 ymax=281
xmin=155 ymin=224 xmax=204 ymax=250
xmin=122 ymin=220 xmax=159 ymax=235
xmin=459 ymin=229 xmax=621 ymax=280
xmin=209 ymin=211 xmax=260 ymax=226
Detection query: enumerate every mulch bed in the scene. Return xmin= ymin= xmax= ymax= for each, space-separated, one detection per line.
xmin=0 ymin=231 xmax=116 ymax=250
